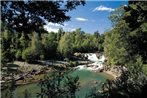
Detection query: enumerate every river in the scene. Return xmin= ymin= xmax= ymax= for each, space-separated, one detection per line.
xmin=13 ymin=70 xmax=112 ymax=98
xmin=2 ymin=53 xmax=113 ymax=98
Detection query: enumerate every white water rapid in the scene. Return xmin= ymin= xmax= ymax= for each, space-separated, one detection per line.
xmin=76 ymin=53 xmax=106 ymax=71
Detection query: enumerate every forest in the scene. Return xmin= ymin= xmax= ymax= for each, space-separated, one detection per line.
xmin=1 ymin=26 xmax=104 ymax=63
xmin=1 ymin=1 xmax=147 ymax=98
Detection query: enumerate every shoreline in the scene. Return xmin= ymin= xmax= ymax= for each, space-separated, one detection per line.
xmin=103 ymin=70 xmax=118 ymax=79
xmin=75 ymin=65 xmax=120 ymax=79
xmin=1 ymin=58 xmax=120 ymax=89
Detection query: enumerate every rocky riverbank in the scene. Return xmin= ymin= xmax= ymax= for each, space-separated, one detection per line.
xmin=1 ymin=60 xmax=68 ymax=89
xmin=1 ymin=59 xmax=91 ymax=89
xmin=103 ymin=66 xmax=126 ymax=79
xmin=1 ymin=53 xmax=122 ymax=89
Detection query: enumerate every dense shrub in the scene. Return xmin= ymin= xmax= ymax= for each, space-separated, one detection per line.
xmin=15 ymin=50 xmax=22 ymax=60
xmin=22 ymin=47 xmax=37 ymax=62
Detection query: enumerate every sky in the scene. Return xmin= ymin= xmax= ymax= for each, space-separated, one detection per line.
xmin=44 ymin=0 xmax=128 ymax=34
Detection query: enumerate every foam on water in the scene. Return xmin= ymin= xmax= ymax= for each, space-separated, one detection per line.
xmin=76 ymin=53 xmax=105 ymax=71
xmin=85 ymin=53 xmax=99 ymax=62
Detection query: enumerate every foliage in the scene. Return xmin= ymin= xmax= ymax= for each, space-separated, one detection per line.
xmin=109 ymin=5 xmax=125 ymax=27
xmin=2 ymin=19 xmax=104 ymax=63
xmin=1 ymin=1 xmax=147 ymax=98
xmin=15 ymin=50 xmax=22 ymax=60
xmin=104 ymin=1 xmax=147 ymax=66
xmin=58 ymin=32 xmax=74 ymax=58
xmin=123 ymin=1 xmax=147 ymax=62
xmin=57 ymin=28 xmax=65 ymax=41
xmin=101 ymin=58 xmax=147 ymax=98
xmin=1 ymin=1 xmax=85 ymax=33
xmin=1 ymin=1 xmax=86 ymax=63
xmin=37 ymin=71 xmax=80 ymax=98
xmin=58 ymin=28 xmax=104 ymax=59
xmin=69 ymin=61 xmax=79 ymax=67
xmin=87 ymin=57 xmax=147 ymax=98
xmin=21 ymin=33 xmax=44 ymax=62
xmin=22 ymin=47 xmax=36 ymax=62
xmin=101 ymin=1 xmax=147 ymax=98
xmin=1 ymin=26 xmax=16 ymax=63
xmin=85 ymin=87 xmax=102 ymax=98
xmin=42 ymin=32 xmax=58 ymax=59
xmin=104 ymin=20 xmax=131 ymax=66
xmin=19 ymin=33 xmax=30 ymax=50
xmin=2 ymin=76 xmax=17 ymax=98
xmin=64 ymin=76 xmax=80 ymax=98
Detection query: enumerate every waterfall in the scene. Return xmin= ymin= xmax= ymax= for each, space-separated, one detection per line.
xmin=76 ymin=53 xmax=106 ymax=71
xmin=85 ymin=53 xmax=99 ymax=62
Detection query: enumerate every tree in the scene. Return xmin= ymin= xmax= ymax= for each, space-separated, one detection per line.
xmin=93 ymin=31 xmax=104 ymax=52
xmin=101 ymin=1 xmax=147 ymax=98
xmin=37 ymin=72 xmax=64 ymax=98
xmin=37 ymin=71 xmax=80 ymax=98
xmin=58 ymin=32 xmax=74 ymax=59
xmin=104 ymin=20 xmax=131 ymax=66
xmin=15 ymin=50 xmax=22 ymax=60
xmin=98 ymin=34 xmax=105 ymax=52
xmin=74 ymin=28 xmax=85 ymax=52
xmin=1 ymin=1 xmax=86 ymax=63
xmin=58 ymin=28 xmax=104 ymax=59
xmin=1 ymin=1 xmax=85 ymax=33
xmin=101 ymin=57 xmax=147 ymax=98
xmin=123 ymin=1 xmax=147 ymax=62
xmin=87 ymin=57 xmax=147 ymax=98
xmin=42 ymin=32 xmax=58 ymax=59
xmin=109 ymin=5 xmax=125 ymax=27
xmin=64 ymin=76 xmax=80 ymax=98
xmin=22 ymin=32 xmax=44 ymax=62
xmin=2 ymin=76 xmax=17 ymax=98
xmin=104 ymin=1 xmax=147 ymax=66
xmin=1 ymin=26 xmax=15 ymax=63
xmin=19 ymin=33 xmax=30 ymax=50
xmin=57 ymin=28 xmax=65 ymax=41
xmin=94 ymin=31 xmax=100 ymax=39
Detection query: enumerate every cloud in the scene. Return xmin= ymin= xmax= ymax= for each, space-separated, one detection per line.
xmin=44 ymin=25 xmax=59 ymax=32
xmin=124 ymin=4 xmax=127 ymax=7
xmin=93 ymin=5 xmax=115 ymax=12
xmin=47 ymin=22 xmax=61 ymax=27
xmin=44 ymin=22 xmax=69 ymax=32
xmin=75 ymin=17 xmax=88 ymax=21
xmin=64 ymin=23 xmax=68 ymax=26
xmin=70 ymin=28 xmax=76 ymax=31
xmin=47 ymin=22 xmax=68 ymax=27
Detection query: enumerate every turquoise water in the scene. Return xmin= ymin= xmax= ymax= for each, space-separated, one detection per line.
xmin=5 ymin=70 xmax=111 ymax=98
xmin=70 ymin=70 xmax=110 ymax=98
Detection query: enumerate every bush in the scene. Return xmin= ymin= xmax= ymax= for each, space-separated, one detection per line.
xmin=22 ymin=47 xmax=45 ymax=63
xmin=64 ymin=58 xmax=70 ymax=62
xmin=40 ymin=55 xmax=44 ymax=60
xmin=22 ymin=47 xmax=37 ymax=62
xmin=15 ymin=50 xmax=22 ymax=60
xmin=69 ymin=61 xmax=78 ymax=67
